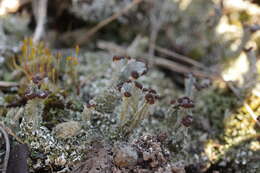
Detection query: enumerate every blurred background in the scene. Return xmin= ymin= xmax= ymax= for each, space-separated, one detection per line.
xmin=0 ymin=0 xmax=260 ymax=84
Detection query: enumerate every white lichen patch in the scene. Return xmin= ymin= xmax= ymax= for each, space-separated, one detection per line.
xmin=18 ymin=120 xmax=86 ymax=170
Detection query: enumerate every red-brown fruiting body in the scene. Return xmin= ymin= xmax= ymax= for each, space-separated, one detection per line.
xmin=112 ymin=56 xmax=121 ymax=61
xmin=131 ymin=71 xmax=139 ymax=79
xmin=124 ymin=92 xmax=132 ymax=97
xmin=25 ymin=92 xmax=37 ymax=100
xmin=157 ymin=132 xmax=168 ymax=142
xmin=24 ymin=87 xmax=37 ymax=100
xmin=177 ymin=96 xmax=194 ymax=108
xmin=125 ymin=79 xmax=132 ymax=83
xmin=154 ymin=95 xmax=160 ymax=100
xmin=148 ymin=88 xmax=157 ymax=94
xmin=113 ymin=56 xmax=123 ymax=61
xmin=134 ymin=81 xmax=143 ymax=90
xmin=32 ymin=74 xmax=42 ymax=85
xmin=184 ymin=103 xmax=194 ymax=108
xmin=145 ymin=93 xmax=155 ymax=104
xmin=86 ymin=103 xmax=96 ymax=108
xmin=181 ymin=102 xmax=194 ymax=108
xmin=142 ymin=88 xmax=149 ymax=92
xmin=177 ymin=96 xmax=188 ymax=104
xmin=117 ymin=82 xmax=124 ymax=92
xmin=181 ymin=115 xmax=193 ymax=127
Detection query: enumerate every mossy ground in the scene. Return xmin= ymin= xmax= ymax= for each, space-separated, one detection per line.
xmin=0 ymin=1 xmax=260 ymax=172
xmin=1 ymin=48 xmax=259 ymax=172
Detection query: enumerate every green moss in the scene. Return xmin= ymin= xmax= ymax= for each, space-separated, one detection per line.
xmin=4 ymin=94 xmax=18 ymax=104
xmin=94 ymin=90 xmax=119 ymax=114
xmin=187 ymin=48 xmax=204 ymax=60
xmin=239 ymin=10 xmax=251 ymax=23
xmin=42 ymin=93 xmax=69 ymax=129
xmin=254 ymin=36 xmax=260 ymax=54
xmin=0 ymin=107 xmax=7 ymax=117
xmin=196 ymin=86 xmax=238 ymax=132
xmin=66 ymin=99 xmax=84 ymax=112
xmin=44 ymin=93 xmax=65 ymax=110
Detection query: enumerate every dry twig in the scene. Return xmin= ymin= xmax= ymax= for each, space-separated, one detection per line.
xmin=0 ymin=81 xmax=18 ymax=89
xmin=77 ymin=0 xmax=143 ymax=45
xmin=0 ymin=123 xmax=10 ymax=173
xmin=150 ymin=57 xmax=217 ymax=79
xmin=154 ymin=46 xmax=207 ymax=69
xmin=244 ymin=103 xmax=260 ymax=127
xmin=2 ymin=126 xmax=23 ymax=144
xmin=148 ymin=1 xmax=166 ymax=56
xmin=97 ymin=41 xmax=220 ymax=80
xmin=232 ymin=25 xmax=260 ymax=58
xmin=32 ymin=0 xmax=48 ymax=43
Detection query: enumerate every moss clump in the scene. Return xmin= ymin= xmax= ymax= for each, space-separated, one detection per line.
xmin=203 ymin=92 xmax=260 ymax=172
xmin=93 ymin=89 xmax=119 ymax=114
xmin=195 ymin=86 xmax=238 ymax=133
xmin=11 ymin=38 xmax=80 ymax=94
xmin=66 ymin=99 xmax=84 ymax=112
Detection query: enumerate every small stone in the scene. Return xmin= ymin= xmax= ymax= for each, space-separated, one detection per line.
xmin=52 ymin=121 xmax=81 ymax=139
xmin=114 ymin=144 xmax=138 ymax=168
xmin=172 ymin=166 xmax=186 ymax=173
xmin=142 ymin=151 xmax=151 ymax=161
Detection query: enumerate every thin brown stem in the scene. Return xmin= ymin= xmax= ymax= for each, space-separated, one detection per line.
xmin=0 ymin=81 xmax=18 ymax=89
xmin=244 ymin=103 xmax=260 ymax=127
xmin=32 ymin=0 xmax=48 ymax=43
xmin=77 ymin=0 xmax=143 ymax=45
xmin=155 ymin=46 xmax=207 ymax=69
xmin=97 ymin=41 xmax=220 ymax=80
xmin=0 ymin=123 xmax=10 ymax=173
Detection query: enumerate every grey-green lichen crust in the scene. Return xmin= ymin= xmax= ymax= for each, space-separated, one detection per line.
xmin=1 ymin=51 xmax=178 ymax=172
xmin=1 ymin=51 xmax=259 ymax=172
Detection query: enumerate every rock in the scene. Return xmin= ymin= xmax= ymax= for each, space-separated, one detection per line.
xmin=73 ymin=141 xmax=113 ymax=173
xmin=52 ymin=121 xmax=81 ymax=139
xmin=172 ymin=166 xmax=186 ymax=173
xmin=113 ymin=144 xmax=138 ymax=168
xmin=7 ymin=144 xmax=29 ymax=173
